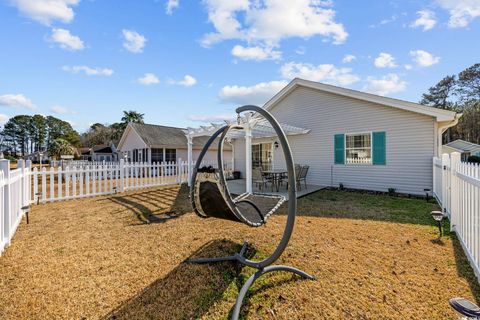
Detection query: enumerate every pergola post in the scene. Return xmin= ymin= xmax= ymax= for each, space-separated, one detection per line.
xmin=245 ymin=114 xmax=253 ymax=193
xmin=187 ymin=135 xmax=193 ymax=186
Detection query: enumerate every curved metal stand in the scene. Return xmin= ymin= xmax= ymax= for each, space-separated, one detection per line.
xmin=188 ymin=105 xmax=315 ymax=319
xmin=187 ymin=242 xmax=315 ymax=320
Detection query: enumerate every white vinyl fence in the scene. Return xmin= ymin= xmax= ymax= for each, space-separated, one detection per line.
xmin=0 ymin=160 xmax=31 ymax=255
xmin=31 ymin=159 xmax=233 ymax=203
xmin=433 ymin=152 xmax=480 ymax=281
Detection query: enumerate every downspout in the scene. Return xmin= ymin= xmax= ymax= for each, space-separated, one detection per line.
xmin=436 ymin=113 xmax=462 ymax=157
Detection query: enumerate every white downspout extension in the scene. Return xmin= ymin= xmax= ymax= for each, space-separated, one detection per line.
xmin=187 ymin=135 xmax=193 ymax=187
xmin=245 ymin=114 xmax=253 ymax=193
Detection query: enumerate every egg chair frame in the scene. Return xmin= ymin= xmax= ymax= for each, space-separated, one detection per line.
xmin=188 ymin=105 xmax=315 ymax=320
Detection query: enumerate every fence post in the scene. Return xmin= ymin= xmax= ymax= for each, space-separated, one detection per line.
xmin=17 ymin=160 xmax=25 ymax=209
xmin=0 ymin=160 xmax=10 ymax=246
xmin=119 ymin=159 xmax=125 ymax=192
xmin=26 ymin=160 xmax=31 ymax=205
xmin=450 ymin=152 xmax=461 ymax=232
xmin=441 ymin=153 xmax=449 ymax=214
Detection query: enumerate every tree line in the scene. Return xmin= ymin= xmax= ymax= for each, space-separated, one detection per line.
xmin=421 ymin=63 xmax=480 ymax=144
xmin=0 ymin=110 xmax=144 ymax=159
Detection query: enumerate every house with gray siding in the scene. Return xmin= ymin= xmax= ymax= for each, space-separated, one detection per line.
xmin=231 ymin=78 xmax=460 ymax=195
xmin=442 ymin=139 xmax=480 ymax=161
xmin=117 ymin=123 xmax=232 ymax=164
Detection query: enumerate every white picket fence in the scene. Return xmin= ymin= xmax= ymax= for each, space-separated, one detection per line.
xmin=433 ymin=152 xmax=480 ymax=281
xmin=50 ymin=160 xmax=119 ymax=167
xmin=30 ymin=158 xmax=232 ymax=204
xmin=0 ymin=160 xmax=31 ymax=255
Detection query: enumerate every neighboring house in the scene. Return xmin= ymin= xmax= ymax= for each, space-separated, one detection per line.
xmin=22 ymin=151 xmax=50 ymax=162
xmin=79 ymin=143 xmax=118 ymax=162
xmin=117 ymin=123 xmax=232 ymax=164
xmin=442 ymin=139 xmax=480 ymax=161
xmin=232 ymin=78 xmax=460 ymax=195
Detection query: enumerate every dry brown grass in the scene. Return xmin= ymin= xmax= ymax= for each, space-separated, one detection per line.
xmin=0 ymin=186 xmax=479 ymax=319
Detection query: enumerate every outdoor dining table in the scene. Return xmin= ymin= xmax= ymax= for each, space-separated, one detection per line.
xmin=262 ymin=170 xmax=287 ymax=192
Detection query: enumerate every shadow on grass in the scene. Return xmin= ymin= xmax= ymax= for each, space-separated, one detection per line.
xmin=451 ymin=234 xmax=480 ymax=304
xmin=102 ymin=184 xmax=191 ymax=225
xmin=102 ymin=239 xmax=255 ymax=320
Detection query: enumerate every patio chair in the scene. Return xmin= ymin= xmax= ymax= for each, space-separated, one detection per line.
xmin=298 ymin=165 xmax=309 ymax=190
xmin=189 ymin=105 xmax=315 ymax=320
xmin=252 ymin=167 xmax=270 ymax=191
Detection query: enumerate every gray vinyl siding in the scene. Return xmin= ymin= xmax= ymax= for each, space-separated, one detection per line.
xmin=234 ymin=86 xmax=435 ymax=195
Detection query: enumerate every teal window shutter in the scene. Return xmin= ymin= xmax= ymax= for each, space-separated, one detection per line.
xmin=372 ymin=131 xmax=386 ymax=165
xmin=334 ymin=134 xmax=345 ymax=164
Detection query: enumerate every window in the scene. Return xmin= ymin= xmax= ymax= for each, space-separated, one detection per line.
xmin=345 ymin=133 xmax=372 ymax=164
xmin=133 ymin=149 xmax=139 ymax=162
xmin=165 ymin=148 xmax=176 ymax=163
xmin=151 ymin=148 xmax=163 ymax=163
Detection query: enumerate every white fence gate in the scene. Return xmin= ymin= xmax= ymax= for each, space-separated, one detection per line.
xmin=0 ymin=160 xmax=31 ymax=255
xmin=433 ymin=152 xmax=480 ymax=280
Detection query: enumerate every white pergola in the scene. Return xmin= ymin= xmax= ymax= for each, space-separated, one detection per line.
xmin=184 ymin=113 xmax=310 ymax=192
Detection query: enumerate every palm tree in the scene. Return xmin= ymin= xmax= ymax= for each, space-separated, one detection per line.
xmin=121 ymin=111 xmax=145 ymax=124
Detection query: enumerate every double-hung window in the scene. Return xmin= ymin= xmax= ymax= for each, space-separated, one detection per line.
xmin=345 ymin=133 xmax=372 ymax=164
xmin=335 ymin=131 xmax=386 ymax=165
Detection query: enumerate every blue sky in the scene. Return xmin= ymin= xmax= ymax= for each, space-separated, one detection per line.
xmin=0 ymin=0 xmax=479 ymax=132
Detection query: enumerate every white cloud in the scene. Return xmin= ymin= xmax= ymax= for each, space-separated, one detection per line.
xmin=122 ymin=29 xmax=146 ymax=53
xmin=50 ymin=106 xmax=70 ymax=114
xmin=201 ymin=0 xmax=347 ymax=48
xmin=409 ymin=50 xmax=440 ymax=67
xmin=219 ymin=80 xmax=288 ymax=105
xmin=410 ymin=10 xmax=437 ymax=31
xmin=10 ymin=0 xmax=79 ymax=25
xmin=342 ymin=54 xmax=356 ymax=63
xmin=374 ymin=52 xmax=397 ymax=68
xmin=0 ymin=114 xmax=9 ymax=125
xmin=62 ymin=65 xmax=114 ymax=76
xmin=166 ymin=0 xmax=179 ymax=15
xmin=187 ymin=114 xmax=235 ymax=123
xmin=0 ymin=94 xmax=36 ymax=109
xmin=363 ymin=73 xmax=407 ymax=96
xmin=49 ymin=28 xmax=84 ymax=51
xmin=280 ymin=62 xmax=360 ymax=86
xmin=231 ymin=44 xmax=281 ymax=61
xmin=137 ymin=73 xmax=160 ymax=85
xmin=436 ymin=0 xmax=480 ymax=28
xmin=170 ymin=75 xmax=197 ymax=87
xmin=404 ymin=64 xmax=413 ymax=70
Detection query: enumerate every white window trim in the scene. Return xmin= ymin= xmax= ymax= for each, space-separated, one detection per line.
xmin=345 ymin=131 xmax=373 ymax=166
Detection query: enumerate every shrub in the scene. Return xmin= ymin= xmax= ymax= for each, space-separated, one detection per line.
xmin=467 ymin=155 xmax=480 ymax=164
xmin=388 ymin=188 xmax=396 ymax=196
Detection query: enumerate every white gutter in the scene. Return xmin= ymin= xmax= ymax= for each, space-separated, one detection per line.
xmin=437 ymin=113 xmax=462 ymax=157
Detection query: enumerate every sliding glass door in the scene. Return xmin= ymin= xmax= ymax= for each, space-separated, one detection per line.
xmin=252 ymin=143 xmax=273 ymax=171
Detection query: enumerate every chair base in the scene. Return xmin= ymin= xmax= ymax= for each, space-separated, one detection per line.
xmin=186 ymin=242 xmax=316 ymax=320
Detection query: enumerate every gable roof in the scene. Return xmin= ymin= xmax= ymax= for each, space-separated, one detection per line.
xmin=118 ymin=123 xmax=231 ymax=150
xmin=264 ymin=78 xmax=459 ymax=122
xmin=445 ymin=139 xmax=480 ymax=154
